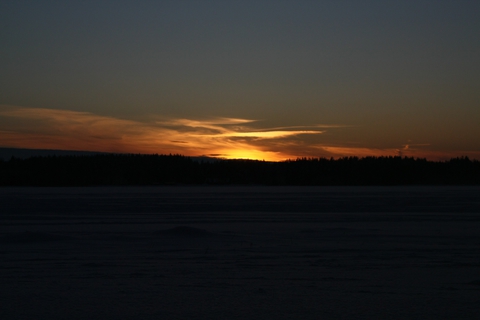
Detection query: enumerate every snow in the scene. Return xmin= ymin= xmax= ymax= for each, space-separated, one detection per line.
xmin=1 ymin=186 xmax=480 ymax=319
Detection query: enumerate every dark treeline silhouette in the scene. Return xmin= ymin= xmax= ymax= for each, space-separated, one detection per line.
xmin=0 ymin=154 xmax=479 ymax=186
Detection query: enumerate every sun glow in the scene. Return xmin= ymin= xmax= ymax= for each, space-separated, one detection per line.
xmin=2 ymin=105 xmax=478 ymax=161
xmin=217 ymin=148 xmax=286 ymax=161
xmin=0 ymin=105 xmax=323 ymax=161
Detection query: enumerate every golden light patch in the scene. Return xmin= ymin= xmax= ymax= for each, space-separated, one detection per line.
xmin=1 ymin=105 xmax=478 ymax=161
xmin=0 ymin=105 xmax=324 ymax=161
xmin=219 ymin=148 xmax=285 ymax=161
xmin=220 ymin=130 xmax=323 ymax=139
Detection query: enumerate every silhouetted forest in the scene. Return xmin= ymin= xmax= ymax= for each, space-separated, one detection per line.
xmin=1 ymin=154 xmax=479 ymax=186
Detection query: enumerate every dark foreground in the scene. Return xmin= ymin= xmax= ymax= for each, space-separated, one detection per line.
xmin=2 ymin=154 xmax=479 ymax=186
xmin=1 ymin=186 xmax=480 ymax=319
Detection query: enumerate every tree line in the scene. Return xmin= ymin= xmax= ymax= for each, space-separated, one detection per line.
xmin=0 ymin=154 xmax=479 ymax=186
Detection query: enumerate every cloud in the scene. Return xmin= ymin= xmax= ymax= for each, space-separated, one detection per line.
xmin=216 ymin=130 xmax=324 ymax=139
xmin=313 ymin=144 xmax=480 ymax=161
xmin=0 ymin=105 xmax=325 ymax=160
xmin=318 ymin=146 xmax=400 ymax=158
xmin=1 ymin=105 xmax=478 ymax=161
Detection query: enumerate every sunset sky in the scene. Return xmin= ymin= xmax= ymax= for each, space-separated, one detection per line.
xmin=1 ymin=1 xmax=479 ymax=161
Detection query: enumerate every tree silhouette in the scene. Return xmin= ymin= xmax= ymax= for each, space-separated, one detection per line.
xmin=0 ymin=154 xmax=479 ymax=186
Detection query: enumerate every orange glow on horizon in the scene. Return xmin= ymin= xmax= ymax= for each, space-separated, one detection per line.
xmin=214 ymin=149 xmax=289 ymax=161
xmin=1 ymin=105 xmax=479 ymax=162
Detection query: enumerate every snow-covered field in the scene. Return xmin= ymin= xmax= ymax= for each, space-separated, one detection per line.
xmin=1 ymin=186 xmax=480 ymax=319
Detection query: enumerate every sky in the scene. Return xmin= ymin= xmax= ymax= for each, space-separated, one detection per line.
xmin=1 ymin=0 xmax=479 ymax=161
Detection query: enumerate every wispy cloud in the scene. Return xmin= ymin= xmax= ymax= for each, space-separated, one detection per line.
xmin=216 ymin=130 xmax=324 ymax=139
xmin=1 ymin=105 xmax=478 ymax=161
xmin=0 ymin=105 xmax=326 ymax=160
xmin=313 ymin=144 xmax=480 ymax=161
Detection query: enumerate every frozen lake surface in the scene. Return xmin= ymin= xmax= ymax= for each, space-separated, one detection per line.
xmin=1 ymin=186 xmax=480 ymax=319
